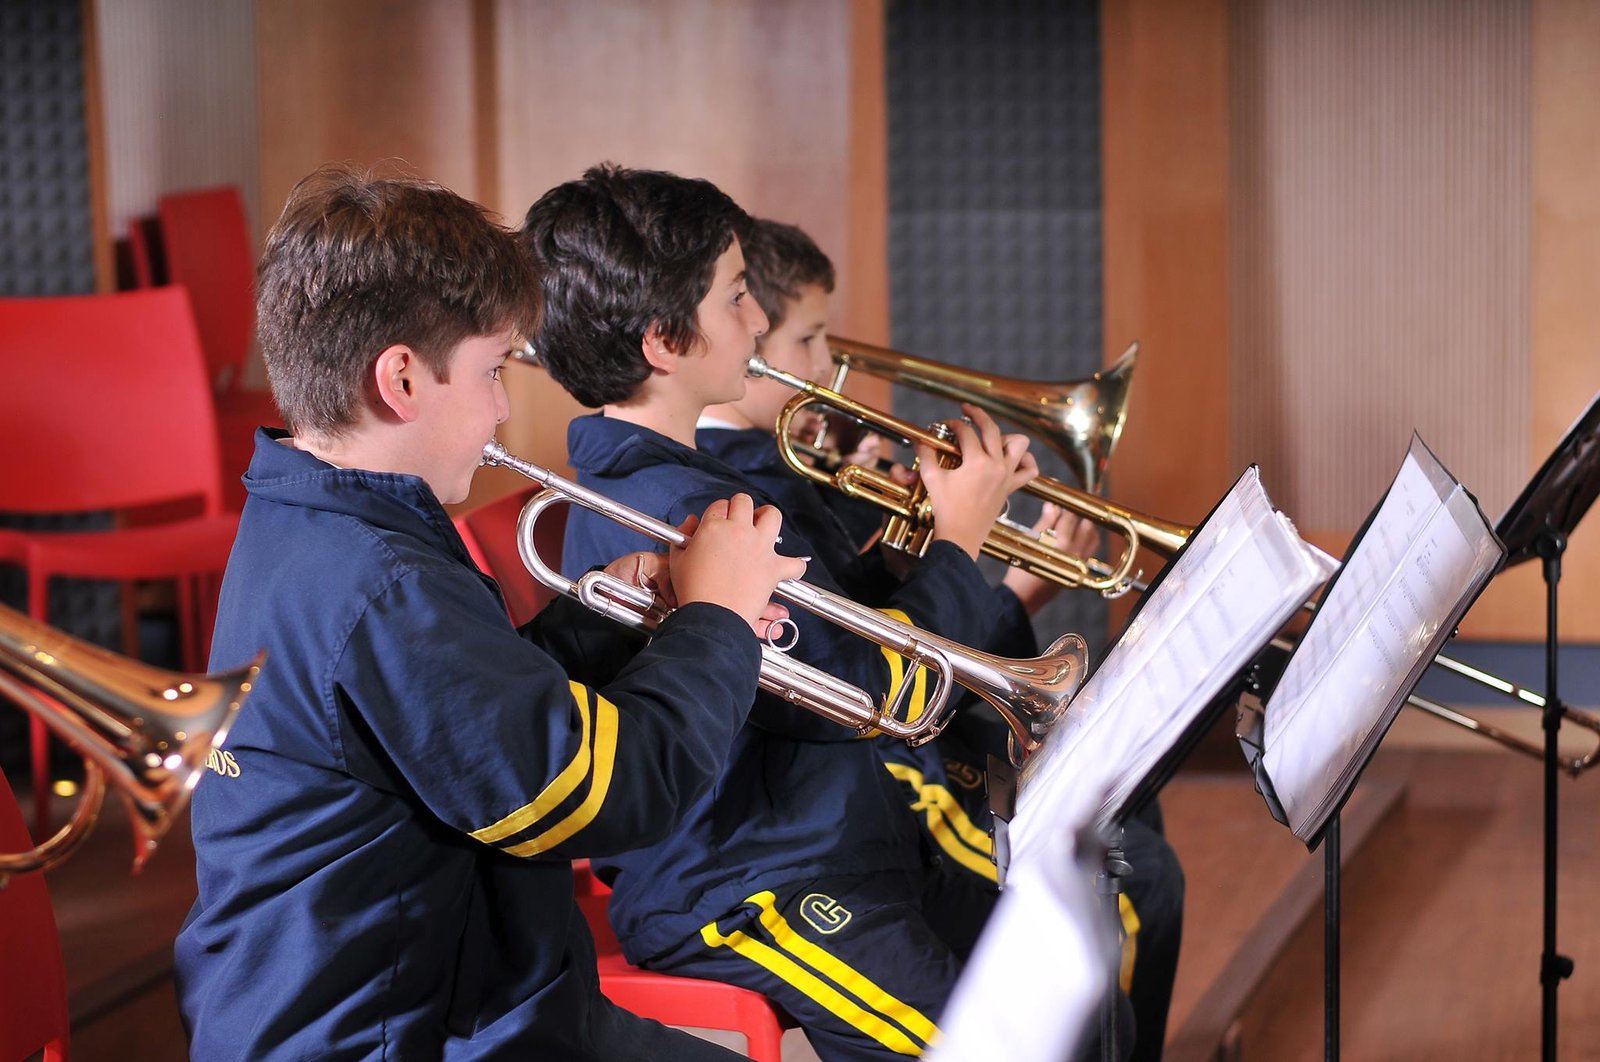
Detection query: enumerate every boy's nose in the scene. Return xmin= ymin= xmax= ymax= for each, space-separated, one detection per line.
xmin=746 ymin=301 xmax=770 ymax=338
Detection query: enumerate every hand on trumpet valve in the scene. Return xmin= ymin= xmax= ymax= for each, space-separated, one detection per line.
xmin=917 ymin=404 xmax=1038 ymax=560
xmin=669 ymin=494 xmax=808 ymax=637
xmin=1002 ymin=503 xmax=1103 ymax=615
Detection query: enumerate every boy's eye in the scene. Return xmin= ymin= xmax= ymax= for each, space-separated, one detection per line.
xmin=490 ymin=365 xmax=503 ymax=380
xmin=733 ymin=289 xmax=747 ymax=304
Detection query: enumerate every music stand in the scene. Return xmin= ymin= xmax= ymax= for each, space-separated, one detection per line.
xmin=1492 ymin=390 xmax=1600 ymax=1061
xmin=1236 ymin=434 xmax=1505 ymax=1062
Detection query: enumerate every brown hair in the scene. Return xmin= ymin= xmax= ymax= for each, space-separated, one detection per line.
xmin=739 ymin=217 xmax=835 ymax=332
xmin=257 ymin=166 xmax=541 ymax=438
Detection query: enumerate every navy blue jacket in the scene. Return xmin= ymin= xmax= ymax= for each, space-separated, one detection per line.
xmin=176 ymin=429 xmax=761 ymax=1060
xmin=562 ymin=414 xmax=998 ymax=961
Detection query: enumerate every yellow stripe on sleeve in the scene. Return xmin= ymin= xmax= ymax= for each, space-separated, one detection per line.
xmin=877 ymin=608 xmax=929 ymax=726
xmin=470 ymin=682 xmax=616 ymax=852
xmin=882 ymin=762 xmax=997 ymax=882
xmin=500 ymin=691 xmax=619 ymax=856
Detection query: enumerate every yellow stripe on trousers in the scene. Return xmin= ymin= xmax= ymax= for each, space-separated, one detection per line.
xmin=701 ymin=890 xmax=940 ymax=1055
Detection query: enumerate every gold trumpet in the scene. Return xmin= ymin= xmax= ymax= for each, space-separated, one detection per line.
xmin=747 ymin=355 xmax=1190 ymax=598
xmin=0 ymin=603 xmax=261 ymax=881
xmin=746 ymin=358 xmax=1588 ymax=770
xmin=823 ymin=336 xmax=1138 ymax=495
xmin=481 ymin=441 xmax=1089 ymax=759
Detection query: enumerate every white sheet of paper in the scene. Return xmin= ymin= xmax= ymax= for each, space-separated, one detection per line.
xmin=925 ymin=823 xmax=1106 ymax=1062
xmin=1011 ymin=467 xmax=1336 ymax=861
xmin=1263 ymin=437 xmax=1503 ymax=838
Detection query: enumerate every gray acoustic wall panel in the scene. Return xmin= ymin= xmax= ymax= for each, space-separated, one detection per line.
xmin=886 ymin=0 xmax=1109 ymax=656
xmin=0 ymin=0 xmax=97 ymax=296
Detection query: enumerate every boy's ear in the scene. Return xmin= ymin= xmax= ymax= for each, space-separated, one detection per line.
xmin=640 ymin=324 xmax=679 ymax=374
xmin=373 ymin=343 xmax=423 ymax=423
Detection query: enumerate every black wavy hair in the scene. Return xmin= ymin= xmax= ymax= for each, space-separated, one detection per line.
xmin=519 ymin=163 xmax=748 ymax=408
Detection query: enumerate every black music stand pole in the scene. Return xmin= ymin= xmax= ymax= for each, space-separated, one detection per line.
xmin=1490 ymin=393 xmax=1600 ymax=1061
xmin=1097 ymin=828 xmax=1130 ymax=1062
xmin=1324 ymin=813 xmax=1340 ymax=1062
xmin=1537 ymin=530 xmax=1572 ymax=1061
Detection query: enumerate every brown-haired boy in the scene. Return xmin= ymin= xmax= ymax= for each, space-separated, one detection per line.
xmin=175 ymin=166 xmax=804 ymax=1060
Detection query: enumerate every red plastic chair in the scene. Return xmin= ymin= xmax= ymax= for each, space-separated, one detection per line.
xmin=574 ymin=869 xmax=795 ymax=1062
xmin=157 ymin=185 xmax=280 ymax=509
xmin=453 ymin=488 xmax=563 ymax=628
xmin=0 ymin=773 xmax=70 ymax=1061
xmin=0 ymin=287 xmax=241 ymax=839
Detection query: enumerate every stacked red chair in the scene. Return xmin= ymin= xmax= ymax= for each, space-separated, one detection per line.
xmin=0 ymin=287 xmax=241 ymax=839
xmin=157 ymin=186 xmax=280 ymax=509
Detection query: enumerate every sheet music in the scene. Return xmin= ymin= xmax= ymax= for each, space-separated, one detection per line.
xmin=926 ymin=801 xmax=1108 ymax=1062
xmin=1010 ymin=467 xmax=1336 ymax=861
xmin=1262 ymin=435 xmax=1504 ymax=839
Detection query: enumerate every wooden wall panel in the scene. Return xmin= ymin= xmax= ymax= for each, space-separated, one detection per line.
xmin=476 ymin=0 xmax=884 ymax=502
xmin=1466 ymin=0 xmax=1600 ymax=640
xmin=1229 ymin=0 xmax=1531 ymax=535
xmin=1101 ymin=0 xmax=1233 ymax=537
xmin=256 ymin=0 xmax=480 ymax=240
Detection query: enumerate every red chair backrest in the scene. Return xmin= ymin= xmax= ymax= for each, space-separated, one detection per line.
xmin=0 ymin=287 xmax=225 ymax=517
xmin=0 ymin=773 xmax=70 ymax=1060
xmin=453 ymin=489 xmax=564 ymax=628
xmin=157 ymin=186 xmax=254 ymax=392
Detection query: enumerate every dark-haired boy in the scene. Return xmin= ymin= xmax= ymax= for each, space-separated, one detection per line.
xmin=175 ymin=167 xmax=806 ymax=1061
xmin=523 ymin=164 xmax=1083 ymax=1062
xmin=706 ymin=217 xmax=1187 ymax=1061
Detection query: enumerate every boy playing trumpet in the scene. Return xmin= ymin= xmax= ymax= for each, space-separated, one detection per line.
xmin=176 ymin=167 xmax=805 ymax=1060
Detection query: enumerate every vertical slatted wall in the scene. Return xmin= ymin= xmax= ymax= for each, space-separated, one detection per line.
xmin=1230 ymin=0 xmax=1531 ymax=530
xmin=94 ymin=0 xmax=259 ymax=239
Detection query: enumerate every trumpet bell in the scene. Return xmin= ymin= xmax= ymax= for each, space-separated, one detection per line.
xmin=0 ymin=603 xmax=261 ymax=880
xmin=826 ymin=336 xmax=1139 ymax=494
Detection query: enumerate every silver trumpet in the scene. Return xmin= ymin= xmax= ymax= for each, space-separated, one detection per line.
xmin=0 ymin=603 xmax=261 ymax=881
xmin=481 ymin=441 xmax=1089 ymax=757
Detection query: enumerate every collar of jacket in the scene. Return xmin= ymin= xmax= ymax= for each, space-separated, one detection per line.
xmin=566 ymin=412 xmax=741 ymax=481
xmin=693 ymin=425 xmax=790 ymax=478
xmin=242 ymin=426 xmax=473 ymax=565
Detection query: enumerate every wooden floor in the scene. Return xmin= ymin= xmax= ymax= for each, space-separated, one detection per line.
xmin=17 ymin=728 xmax=1600 ymax=1061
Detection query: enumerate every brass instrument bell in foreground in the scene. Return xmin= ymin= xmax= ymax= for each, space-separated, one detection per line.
xmin=0 ymin=604 xmax=261 ymax=881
